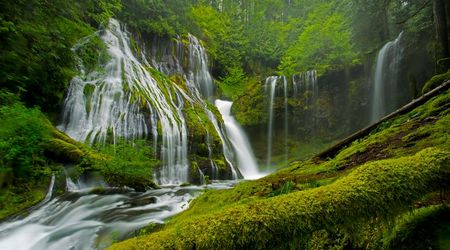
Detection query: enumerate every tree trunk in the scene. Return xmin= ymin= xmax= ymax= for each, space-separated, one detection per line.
xmin=433 ymin=0 xmax=450 ymax=60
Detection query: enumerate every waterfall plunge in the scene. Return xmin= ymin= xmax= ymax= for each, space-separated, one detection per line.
xmin=371 ymin=32 xmax=403 ymax=123
xmin=215 ymin=100 xmax=262 ymax=179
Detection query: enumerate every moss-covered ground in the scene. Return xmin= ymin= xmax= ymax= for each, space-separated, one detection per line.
xmin=109 ymin=85 xmax=450 ymax=249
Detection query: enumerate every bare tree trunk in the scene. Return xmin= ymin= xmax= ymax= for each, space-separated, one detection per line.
xmin=433 ymin=0 xmax=449 ymax=60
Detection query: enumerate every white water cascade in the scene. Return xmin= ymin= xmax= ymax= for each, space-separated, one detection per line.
xmin=58 ymin=19 xmax=191 ymax=184
xmin=215 ymin=100 xmax=262 ymax=179
xmin=186 ymin=34 xmax=215 ymax=99
xmin=149 ymin=32 xmax=239 ymax=181
xmin=0 ymin=179 xmax=234 ymax=250
xmin=264 ymin=71 xmax=317 ymax=167
xmin=265 ymin=76 xmax=279 ymax=167
xmin=371 ymin=32 xmax=404 ymax=123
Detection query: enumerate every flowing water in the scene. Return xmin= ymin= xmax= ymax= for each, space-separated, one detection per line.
xmin=0 ymin=18 xmax=264 ymax=249
xmin=58 ymin=19 xmax=190 ymax=184
xmin=0 ymin=178 xmax=234 ymax=250
xmin=371 ymin=32 xmax=403 ymax=123
xmin=265 ymin=76 xmax=279 ymax=167
xmin=57 ymin=19 xmax=244 ymax=185
xmin=215 ymin=100 xmax=263 ymax=179
xmin=263 ymin=71 xmax=318 ymax=166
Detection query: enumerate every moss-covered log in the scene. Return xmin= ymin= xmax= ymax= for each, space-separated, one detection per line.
xmin=109 ymin=147 xmax=449 ymax=250
xmin=316 ymin=80 xmax=450 ymax=160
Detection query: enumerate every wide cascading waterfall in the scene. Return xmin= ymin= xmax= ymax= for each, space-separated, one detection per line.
xmin=215 ymin=100 xmax=261 ymax=179
xmin=58 ymin=19 xmax=189 ymax=184
xmin=265 ymin=76 xmax=278 ymax=167
xmin=370 ymin=32 xmax=403 ymax=123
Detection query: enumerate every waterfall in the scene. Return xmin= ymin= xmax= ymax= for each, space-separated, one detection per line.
xmin=149 ymin=33 xmax=239 ymax=180
xmin=215 ymin=100 xmax=261 ymax=179
xmin=265 ymin=76 xmax=278 ymax=167
xmin=371 ymin=32 xmax=404 ymax=123
xmin=58 ymin=19 xmax=243 ymax=184
xmin=59 ymin=19 xmax=191 ymax=184
xmin=283 ymin=76 xmax=288 ymax=163
xmin=263 ymin=70 xmax=317 ymax=167
xmin=186 ymin=34 xmax=214 ymax=99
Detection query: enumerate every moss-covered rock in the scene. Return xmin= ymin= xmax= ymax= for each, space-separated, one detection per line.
xmin=422 ymin=69 xmax=450 ymax=95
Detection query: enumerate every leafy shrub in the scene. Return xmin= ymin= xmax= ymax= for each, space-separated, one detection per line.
xmin=0 ymin=102 xmax=50 ymax=179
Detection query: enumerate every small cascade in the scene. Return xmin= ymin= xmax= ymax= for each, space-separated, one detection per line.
xmin=371 ymin=32 xmax=404 ymax=123
xmin=263 ymin=70 xmax=318 ymax=167
xmin=39 ymin=174 xmax=55 ymax=205
xmin=292 ymin=70 xmax=318 ymax=100
xmin=215 ymin=100 xmax=261 ymax=179
xmin=265 ymin=76 xmax=279 ymax=167
xmin=283 ymin=76 xmax=288 ymax=163
xmin=186 ymin=34 xmax=215 ymax=99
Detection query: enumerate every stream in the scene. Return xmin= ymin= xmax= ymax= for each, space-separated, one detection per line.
xmin=0 ymin=179 xmax=234 ymax=250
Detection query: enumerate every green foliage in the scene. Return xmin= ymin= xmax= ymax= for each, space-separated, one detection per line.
xmin=268 ymin=180 xmax=294 ymax=197
xmin=190 ymin=4 xmax=245 ymax=76
xmin=0 ymin=102 xmax=50 ymax=178
xmin=279 ymin=4 xmax=359 ymax=75
xmin=90 ymin=140 xmax=159 ymax=191
xmin=218 ymin=67 xmax=247 ymax=100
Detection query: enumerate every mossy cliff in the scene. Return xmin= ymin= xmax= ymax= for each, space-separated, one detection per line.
xmin=109 ymin=83 xmax=450 ymax=249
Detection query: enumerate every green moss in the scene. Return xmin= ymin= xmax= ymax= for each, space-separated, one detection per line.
xmin=108 ymin=83 xmax=450 ymax=250
xmin=83 ymin=84 xmax=96 ymax=113
xmin=109 ymin=148 xmax=449 ymax=250
xmin=382 ymin=205 xmax=450 ymax=250
xmin=233 ymin=79 xmax=268 ymax=126
xmin=421 ymin=69 xmax=450 ymax=95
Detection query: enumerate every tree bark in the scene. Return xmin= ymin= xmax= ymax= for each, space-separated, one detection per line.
xmin=433 ymin=0 xmax=450 ymax=59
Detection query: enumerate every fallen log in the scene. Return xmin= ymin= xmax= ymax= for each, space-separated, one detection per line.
xmin=315 ymin=80 xmax=450 ymax=160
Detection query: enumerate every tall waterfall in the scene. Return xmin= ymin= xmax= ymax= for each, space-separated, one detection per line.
xmin=370 ymin=32 xmax=404 ymax=123
xmin=187 ymin=34 xmax=215 ymax=99
xmin=215 ymin=100 xmax=261 ymax=179
xmin=265 ymin=76 xmax=278 ymax=167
